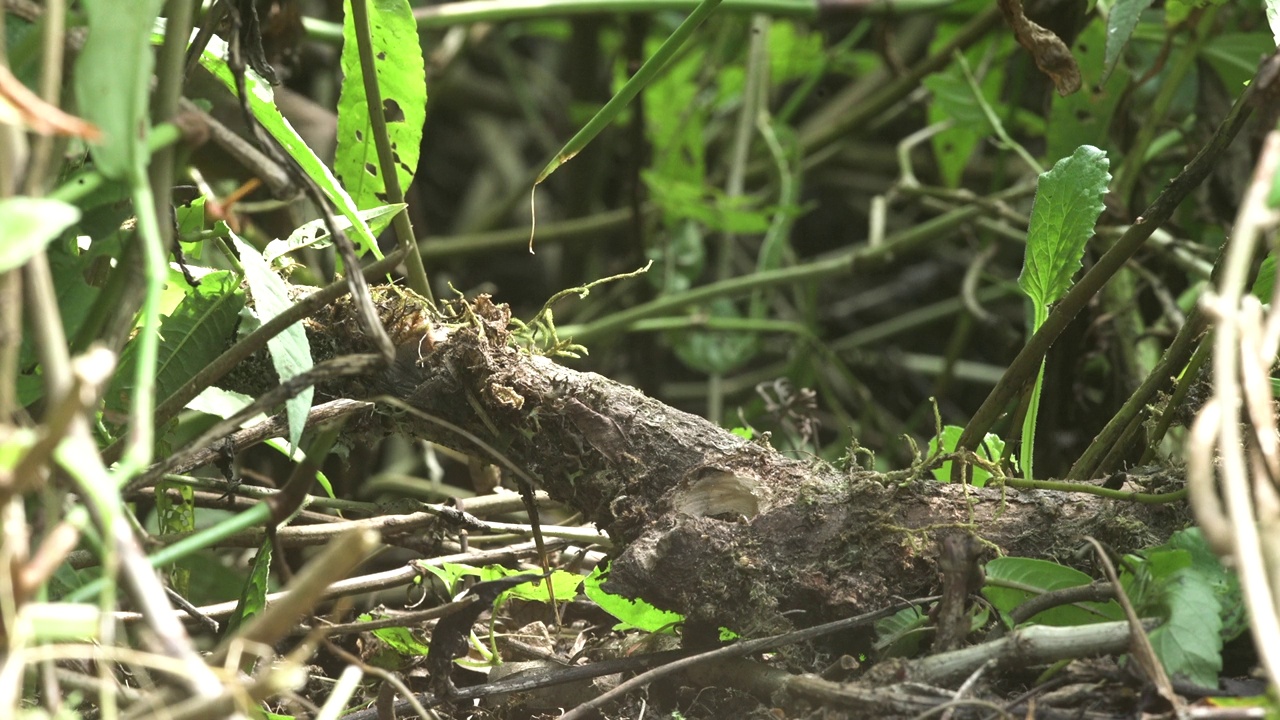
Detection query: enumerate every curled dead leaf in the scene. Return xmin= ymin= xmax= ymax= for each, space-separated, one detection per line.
xmin=998 ymin=0 xmax=1082 ymax=96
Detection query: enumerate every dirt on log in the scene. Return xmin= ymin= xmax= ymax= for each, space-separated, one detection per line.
xmin=307 ymin=289 xmax=1188 ymax=641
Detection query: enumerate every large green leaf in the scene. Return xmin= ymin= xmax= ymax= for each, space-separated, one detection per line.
xmin=0 ymin=198 xmax=80 ymax=273
xmin=983 ymin=557 xmax=1122 ymax=626
xmin=335 ymin=0 xmax=427 ymax=211
xmin=232 ymin=236 xmax=314 ymax=452
xmin=109 ymin=270 xmax=245 ymax=420
xmin=1127 ymin=548 xmax=1224 ymax=687
xmin=181 ymin=29 xmax=384 ymax=258
xmin=1151 ymin=528 xmax=1246 ymax=641
xmin=1018 ymin=145 xmax=1111 ymax=309
xmin=583 ymin=564 xmax=683 ymax=634
xmin=76 ymin=0 xmax=165 ymax=179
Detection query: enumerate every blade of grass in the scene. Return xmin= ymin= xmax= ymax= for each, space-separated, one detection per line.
xmin=534 ymin=0 xmax=723 ymax=186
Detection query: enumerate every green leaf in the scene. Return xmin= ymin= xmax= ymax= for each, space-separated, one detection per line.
xmin=183 ymin=30 xmax=384 ymax=258
xmin=1104 ymin=0 xmax=1156 ymax=80
xmin=1123 ymin=537 xmax=1234 ymax=687
xmin=928 ymin=425 xmax=1009 ymax=488
xmin=669 ymin=299 xmax=759 ymax=375
xmin=501 ymin=570 xmax=581 ymax=603
xmin=369 ymin=622 xmax=432 ymax=656
xmin=418 ymin=562 xmax=483 ymax=595
xmin=583 ymin=564 xmax=683 ymax=634
xmin=224 ymin=539 xmax=274 ymax=638
xmin=923 ymin=33 xmax=1004 ymax=187
xmin=1201 ymin=33 xmax=1275 ymax=91
xmin=109 ymin=270 xmax=246 ymax=421
xmin=983 ymin=557 xmax=1122 ymax=626
xmin=420 ymin=563 xmax=578 ymax=604
xmin=1141 ymin=553 xmax=1224 ymax=687
xmin=0 ymin=198 xmax=81 ymax=273
xmin=873 ymin=605 xmax=929 ymax=658
xmin=155 ymin=480 xmax=195 ymax=595
xmin=643 ymin=45 xmax=707 ymax=191
xmin=75 ymin=0 xmax=165 ymax=179
xmin=1270 ymin=0 xmax=1280 ymax=46
xmin=263 ymin=203 xmax=405 ymax=264
xmin=1048 ymin=19 xmax=1127 ymax=163
xmin=335 ymin=0 xmax=426 ymax=211
xmin=537 ymin=0 xmax=724 ymax=185
xmin=1153 ymin=529 xmax=1246 ymax=641
xmin=1018 ymin=146 xmax=1111 ymax=310
xmin=767 ymin=22 xmax=825 ymax=84
xmin=233 ymin=236 xmax=314 ymax=452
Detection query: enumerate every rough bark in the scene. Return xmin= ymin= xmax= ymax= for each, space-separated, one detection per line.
xmin=310 ymin=290 xmax=1188 ymax=641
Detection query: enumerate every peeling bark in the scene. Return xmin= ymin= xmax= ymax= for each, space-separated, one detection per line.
xmin=309 ymin=291 xmax=1188 ymax=640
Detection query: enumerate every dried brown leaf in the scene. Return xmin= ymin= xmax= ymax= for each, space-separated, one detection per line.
xmin=999 ymin=0 xmax=1082 ymax=96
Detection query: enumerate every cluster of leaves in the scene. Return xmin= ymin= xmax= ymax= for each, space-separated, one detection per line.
xmin=872 ymin=529 xmax=1241 ymax=689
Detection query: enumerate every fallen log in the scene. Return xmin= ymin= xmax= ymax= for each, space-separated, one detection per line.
xmin=299 ymin=289 xmax=1187 ymax=641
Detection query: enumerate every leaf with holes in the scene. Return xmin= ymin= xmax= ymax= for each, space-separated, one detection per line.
xmin=335 ymin=0 xmax=426 ymax=211
xmin=178 ymin=27 xmax=384 ymax=258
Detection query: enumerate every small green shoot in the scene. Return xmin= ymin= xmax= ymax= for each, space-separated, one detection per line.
xmin=928 ymin=425 xmax=1009 ymax=487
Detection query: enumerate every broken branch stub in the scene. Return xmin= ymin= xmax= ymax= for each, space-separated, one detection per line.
xmin=306 ymin=290 xmax=1187 ymax=640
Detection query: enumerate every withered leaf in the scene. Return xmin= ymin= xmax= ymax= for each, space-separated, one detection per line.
xmin=999 ymin=0 xmax=1082 ymax=96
